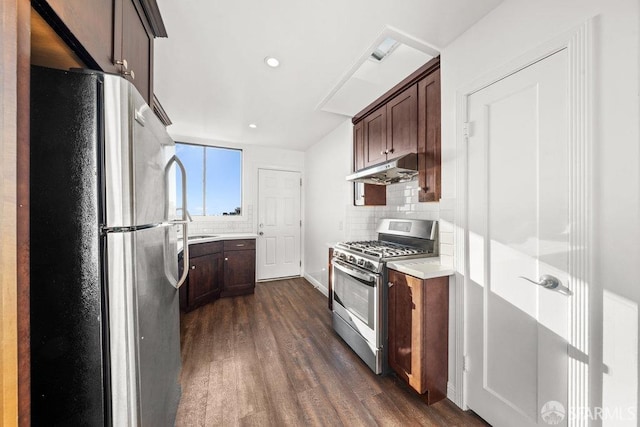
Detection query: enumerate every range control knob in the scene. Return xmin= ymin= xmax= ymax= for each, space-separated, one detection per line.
xmin=365 ymin=261 xmax=374 ymax=270
xmin=348 ymin=255 xmax=356 ymax=263
xmin=357 ymin=258 xmax=365 ymax=266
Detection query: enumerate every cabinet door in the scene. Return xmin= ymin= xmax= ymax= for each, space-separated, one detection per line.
xmin=38 ymin=0 xmax=117 ymax=73
xmin=386 ymin=84 xmax=418 ymax=159
xmin=418 ymin=69 xmax=441 ymax=202
xmin=388 ymin=270 xmax=426 ymax=393
xmin=222 ymin=249 xmax=256 ymax=297
xmin=363 ymin=105 xmax=387 ymax=168
xmin=187 ymin=252 xmax=223 ymax=309
xmin=353 ymin=121 xmax=365 ymax=171
xmin=116 ymin=0 xmax=153 ymax=103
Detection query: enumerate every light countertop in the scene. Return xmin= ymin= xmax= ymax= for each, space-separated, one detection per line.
xmin=178 ymin=233 xmax=258 ymax=254
xmin=386 ymin=257 xmax=455 ymax=280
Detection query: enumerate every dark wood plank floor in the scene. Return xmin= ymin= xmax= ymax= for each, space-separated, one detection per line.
xmin=176 ymin=278 xmax=489 ymax=426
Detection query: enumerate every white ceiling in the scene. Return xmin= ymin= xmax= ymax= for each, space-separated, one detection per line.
xmin=154 ymin=0 xmax=503 ymax=151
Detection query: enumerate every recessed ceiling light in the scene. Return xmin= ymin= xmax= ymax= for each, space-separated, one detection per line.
xmin=264 ymin=56 xmax=280 ymax=68
xmin=249 ymin=123 xmax=257 ymax=129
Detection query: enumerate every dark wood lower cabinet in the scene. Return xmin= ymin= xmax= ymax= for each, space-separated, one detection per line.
xmin=187 ymin=252 xmax=223 ymax=308
xmin=180 ymin=239 xmax=256 ymax=312
xmin=221 ymin=240 xmax=256 ymax=297
xmin=387 ymin=269 xmax=449 ymax=405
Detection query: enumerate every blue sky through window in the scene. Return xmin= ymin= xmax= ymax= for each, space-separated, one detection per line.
xmin=175 ymin=143 xmax=242 ymax=216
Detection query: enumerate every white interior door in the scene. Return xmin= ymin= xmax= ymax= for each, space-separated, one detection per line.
xmin=466 ymin=50 xmax=571 ymax=427
xmin=257 ymin=169 xmax=301 ymax=280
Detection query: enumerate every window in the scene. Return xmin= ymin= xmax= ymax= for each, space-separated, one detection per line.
xmin=175 ymin=143 xmax=242 ymax=216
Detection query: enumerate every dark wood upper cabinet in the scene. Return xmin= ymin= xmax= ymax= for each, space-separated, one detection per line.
xmin=363 ymin=105 xmax=388 ymax=168
xmin=353 ymin=115 xmax=386 ymax=207
xmin=387 ymin=269 xmax=449 ymax=405
xmin=35 ymin=0 xmax=116 ymax=73
xmin=418 ymin=69 xmax=441 ymax=202
xmin=117 ymin=0 xmax=153 ymax=102
xmin=354 ymin=121 xmax=365 ymax=171
xmin=387 ymin=84 xmax=418 ymax=159
xmin=352 ymin=57 xmax=440 ymax=204
xmin=32 ymin=0 xmax=166 ymax=105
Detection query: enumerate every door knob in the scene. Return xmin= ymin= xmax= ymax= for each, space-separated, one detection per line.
xmin=259 ymin=231 xmax=264 ymax=236
xmin=191 ymin=265 xmax=196 ymax=270
xmin=519 ymin=274 xmax=572 ymax=296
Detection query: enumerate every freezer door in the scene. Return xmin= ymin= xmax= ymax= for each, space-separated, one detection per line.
xmin=107 ymin=225 xmax=181 ymax=426
xmin=30 ymin=66 xmax=107 ymax=425
xmin=103 ymin=75 xmax=175 ymax=228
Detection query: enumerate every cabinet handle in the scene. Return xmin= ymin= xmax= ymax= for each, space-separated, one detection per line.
xmin=123 ymin=70 xmax=136 ymax=80
xmin=388 ymin=282 xmax=394 ymax=288
xmin=114 ymin=59 xmax=128 ymax=70
xmin=235 ymin=244 xmax=245 ymax=247
xmin=388 ymin=148 xmax=394 ymax=154
xmin=224 ymin=258 xmax=228 ymax=261
xmin=191 ymin=265 xmax=196 ymax=270
xmin=380 ymin=151 xmax=385 ymax=155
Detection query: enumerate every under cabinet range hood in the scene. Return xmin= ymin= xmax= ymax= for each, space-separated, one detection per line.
xmin=346 ymin=153 xmax=418 ymax=185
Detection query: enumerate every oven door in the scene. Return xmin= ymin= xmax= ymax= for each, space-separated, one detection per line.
xmin=331 ymin=259 xmax=380 ymax=346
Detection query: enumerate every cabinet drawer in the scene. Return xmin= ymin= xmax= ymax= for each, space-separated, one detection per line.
xmin=189 ymin=241 xmax=223 ymax=257
xmin=223 ymin=239 xmax=255 ymax=252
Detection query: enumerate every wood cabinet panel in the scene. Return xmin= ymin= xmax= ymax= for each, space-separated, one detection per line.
xmin=187 ymin=252 xmax=223 ymax=309
xmin=119 ymin=0 xmax=152 ymax=103
xmin=387 ymin=269 xmax=448 ymax=404
xmin=223 ymin=239 xmax=256 ymax=252
xmin=36 ymin=0 xmax=116 ymax=72
xmin=418 ymin=69 xmax=441 ymax=202
xmin=189 ymin=241 xmax=223 ymax=258
xmin=388 ymin=270 xmax=415 ymax=376
xmin=180 ymin=239 xmax=256 ymax=311
xmin=222 ymin=249 xmax=256 ymax=297
xmin=354 ymin=121 xmax=365 ymax=171
xmin=386 ymin=84 xmax=418 ymax=159
xmin=353 ymin=182 xmax=386 ymax=206
xmin=363 ymin=105 xmax=387 ymax=168
xmin=328 ymin=248 xmax=333 ymax=310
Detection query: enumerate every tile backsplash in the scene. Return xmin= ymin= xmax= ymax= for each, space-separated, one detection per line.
xmin=184 ymin=204 xmax=255 ymax=235
xmin=344 ymin=180 xmax=452 ymax=267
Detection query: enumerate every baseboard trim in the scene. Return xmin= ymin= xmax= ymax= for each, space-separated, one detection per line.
xmin=303 ymin=273 xmax=328 ymax=297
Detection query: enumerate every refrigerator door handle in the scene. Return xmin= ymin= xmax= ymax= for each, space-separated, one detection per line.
xmin=167 ymin=155 xmax=189 ymax=289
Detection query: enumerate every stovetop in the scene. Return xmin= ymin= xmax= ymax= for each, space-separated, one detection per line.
xmin=335 ymin=240 xmax=427 ymax=259
xmin=333 ymin=219 xmax=438 ymax=273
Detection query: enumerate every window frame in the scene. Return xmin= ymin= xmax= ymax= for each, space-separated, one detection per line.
xmin=175 ymin=141 xmax=245 ymax=221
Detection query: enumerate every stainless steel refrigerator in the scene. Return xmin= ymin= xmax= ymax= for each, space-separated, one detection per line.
xmin=30 ymin=66 xmax=190 ymax=426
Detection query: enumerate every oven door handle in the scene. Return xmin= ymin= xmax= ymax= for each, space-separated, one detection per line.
xmin=332 ymin=259 xmax=377 ymax=283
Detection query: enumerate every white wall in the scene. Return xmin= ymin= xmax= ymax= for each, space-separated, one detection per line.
xmin=168 ymin=133 xmax=305 ymax=235
xmin=303 ymin=120 xmax=352 ymax=293
xmin=440 ymin=0 xmax=639 ymax=421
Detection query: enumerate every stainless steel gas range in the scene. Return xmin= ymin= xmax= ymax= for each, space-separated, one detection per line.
xmin=331 ymin=218 xmax=438 ymax=374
